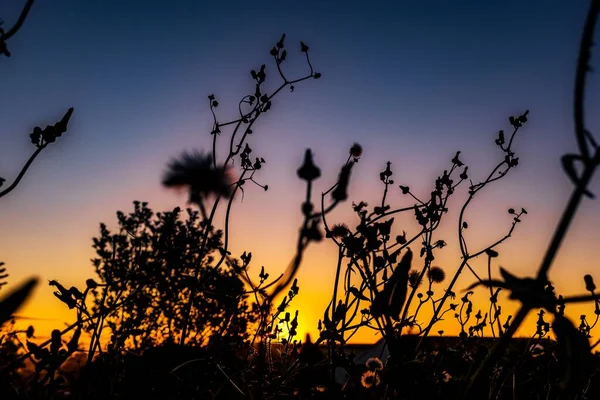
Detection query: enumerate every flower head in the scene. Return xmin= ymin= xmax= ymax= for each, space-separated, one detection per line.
xmin=350 ymin=143 xmax=363 ymax=158
xmin=162 ymin=151 xmax=233 ymax=203
xmin=330 ymin=223 xmax=350 ymax=238
xmin=408 ymin=270 xmax=422 ymax=289
xmin=427 ymin=266 xmax=446 ymax=283
xmin=297 ymin=149 xmax=321 ymax=181
xmin=361 ymin=370 xmax=381 ymax=388
xmin=365 ymin=357 xmax=384 ymax=371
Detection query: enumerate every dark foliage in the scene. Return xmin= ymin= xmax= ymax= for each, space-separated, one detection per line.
xmin=4 ymin=2 xmax=600 ymax=399
xmin=92 ymin=201 xmax=257 ymax=349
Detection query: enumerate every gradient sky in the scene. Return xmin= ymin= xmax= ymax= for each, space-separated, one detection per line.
xmin=1 ymin=0 xmax=600 ymax=344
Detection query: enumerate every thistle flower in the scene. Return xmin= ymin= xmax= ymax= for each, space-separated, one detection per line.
xmin=408 ymin=270 xmax=422 ymax=288
xmin=162 ymin=151 xmax=233 ymax=204
xmin=428 ymin=266 xmax=446 ymax=283
xmin=350 ymin=143 xmax=363 ymax=158
xmin=365 ymin=357 xmax=384 ymax=371
xmin=330 ymin=223 xmax=350 ymax=238
xmin=361 ymin=370 xmax=381 ymax=388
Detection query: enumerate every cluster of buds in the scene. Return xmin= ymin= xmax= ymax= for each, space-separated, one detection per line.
xmin=29 ymin=108 xmax=74 ymax=148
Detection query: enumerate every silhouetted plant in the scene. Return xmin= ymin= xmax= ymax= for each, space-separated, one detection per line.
xmin=5 ymin=8 xmax=600 ymax=399
xmin=462 ymin=1 xmax=600 ymax=398
xmin=312 ymin=110 xmax=533 ymax=395
xmin=0 ymin=1 xmax=75 ymax=335
xmin=90 ymin=201 xmax=257 ymax=350
xmin=0 ymin=0 xmax=34 ymax=58
xmin=161 ymin=33 xmax=324 ymax=349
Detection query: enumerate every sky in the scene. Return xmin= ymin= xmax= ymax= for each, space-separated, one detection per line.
xmin=1 ymin=0 xmax=600 ymax=344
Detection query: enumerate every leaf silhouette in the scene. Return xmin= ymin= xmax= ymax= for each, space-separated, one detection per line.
xmin=348 ymin=286 xmax=369 ymax=301
xmin=0 ymin=277 xmax=37 ymax=326
xmin=371 ymin=248 xmax=412 ymax=320
xmin=552 ymin=315 xmax=593 ymax=394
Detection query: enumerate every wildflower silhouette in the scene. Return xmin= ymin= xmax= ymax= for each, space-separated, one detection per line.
xmin=0 ymin=1 xmax=74 ymax=338
xmin=4 ymin=7 xmax=600 ymax=400
xmin=360 ymin=370 xmax=381 ymax=388
xmin=0 ymin=0 xmax=34 ymax=58
xmin=365 ymin=357 xmax=384 ymax=371
xmin=427 ymin=266 xmax=446 ymax=284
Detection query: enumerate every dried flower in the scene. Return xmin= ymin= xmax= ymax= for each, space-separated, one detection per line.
xmin=361 ymin=370 xmax=381 ymax=388
xmin=350 ymin=143 xmax=363 ymax=158
xmin=427 ymin=266 xmax=446 ymax=283
xmin=162 ymin=151 xmax=233 ymax=203
xmin=365 ymin=357 xmax=384 ymax=371
xmin=330 ymin=223 xmax=350 ymax=238
xmin=408 ymin=270 xmax=422 ymax=288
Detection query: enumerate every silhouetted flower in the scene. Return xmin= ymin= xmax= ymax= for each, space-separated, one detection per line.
xmin=162 ymin=151 xmax=233 ymax=203
xmin=452 ymin=151 xmax=464 ymax=167
xmin=361 ymin=370 xmax=381 ymax=388
xmin=584 ymin=274 xmax=596 ymax=292
xmin=350 ymin=143 xmax=363 ymax=158
xmin=427 ymin=266 xmax=446 ymax=283
xmin=408 ymin=270 xmax=422 ymax=288
xmin=297 ymin=149 xmax=321 ymax=181
xmin=330 ymin=223 xmax=350 ymax=238
xmin=365 ymin=357 xmax=384 ymax=371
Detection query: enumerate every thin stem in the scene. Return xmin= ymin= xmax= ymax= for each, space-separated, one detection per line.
xmin=537 ymin=150 xmax=600 ymax=280
xmin=574 ymin=0 xmax=600 ymax=161
xmin=0 ymin=146 xmax=44 ymax=198
xmin=2 ymin=0 xmax=35 ymax=41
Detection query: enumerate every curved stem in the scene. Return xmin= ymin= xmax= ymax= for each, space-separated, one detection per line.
xmin=0 ymin=146 xmax=44 ymax=199
xmin=2 ymin=0 xmax=35 ymax=40
xmin=574 ymin=0 xmax=600 ymax=161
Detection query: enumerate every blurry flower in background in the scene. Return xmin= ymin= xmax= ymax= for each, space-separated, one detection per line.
xmin=361 ymin=370 xmax=381 ymax=388
xmin=365 ymin=357 xmax=384 ymax=371
xmin=162 ymin=151 xmax=233 ymax=204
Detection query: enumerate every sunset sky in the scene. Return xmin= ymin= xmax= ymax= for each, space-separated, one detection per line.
xmin=2 ymin=0 xmax=600 ymax=344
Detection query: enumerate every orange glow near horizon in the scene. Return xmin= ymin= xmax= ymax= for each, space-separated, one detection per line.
xmin=5 ymin=152 xmax=600 ymax=347
xmin=3 ymin=0 xmax=600 ymax=353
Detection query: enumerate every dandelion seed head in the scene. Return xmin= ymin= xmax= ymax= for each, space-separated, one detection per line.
xmin=361 ymin=370 xmax=381 ymax=388
xmin=365 ymin=357 xmax=384 ymax=371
